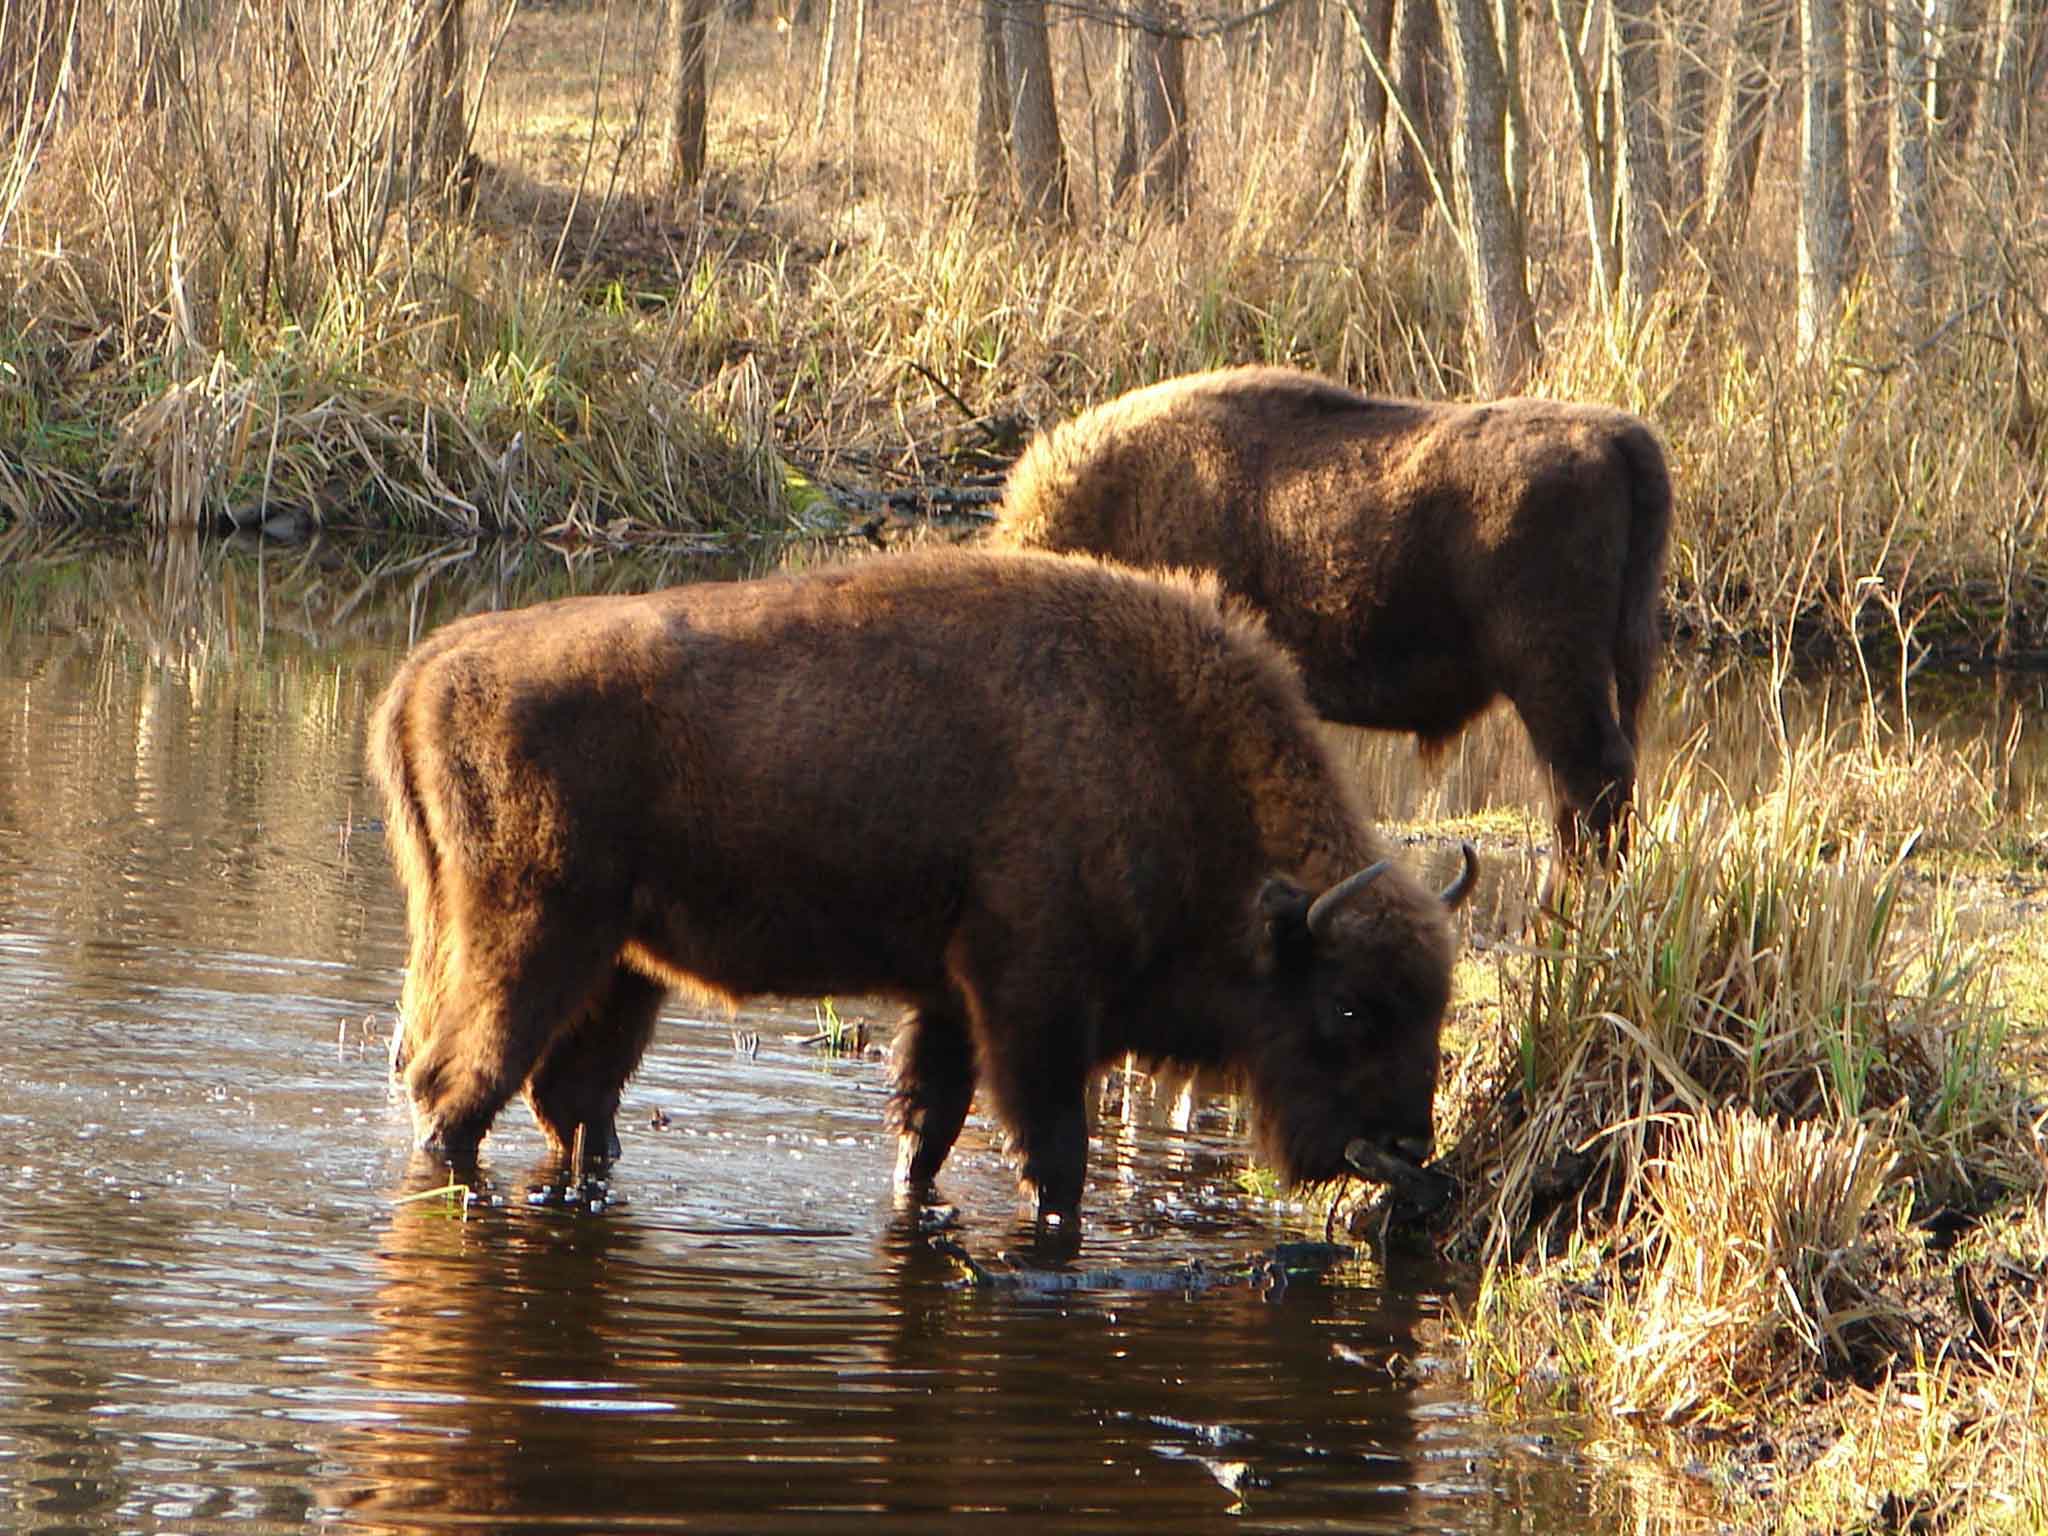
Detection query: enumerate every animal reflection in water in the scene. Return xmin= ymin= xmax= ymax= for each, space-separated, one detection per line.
xmin=326 ymin=1179 xmax=1436 ymax=1529
xmin=369 ymin=550 xmax=1475 ymax=1227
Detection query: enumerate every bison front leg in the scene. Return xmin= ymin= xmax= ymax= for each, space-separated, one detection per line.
xmin=524 ymin=964 xmax=667 ymax=1168
xmin=977 ymin=1006 xmax=1095 ymax=1226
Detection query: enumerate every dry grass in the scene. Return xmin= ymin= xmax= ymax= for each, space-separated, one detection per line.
xmin=1 ymin=2 xmax=2043 ymax=654
xmin=1436 ymin=738 xmax=2026 ymax=1260
xmin=1430 ymin=661 xmax=2046 ymax=1529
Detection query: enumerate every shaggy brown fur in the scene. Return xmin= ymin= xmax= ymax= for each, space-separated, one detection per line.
xmin=368 ymin=548 xmax=1473 ymax=1223
xmin=994 ymin=366 xmax=1673 ymax=864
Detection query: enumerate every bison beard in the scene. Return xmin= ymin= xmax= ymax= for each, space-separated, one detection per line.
xmin=368 ymin=549 xmax=1473 ymax=1225
xmin=994 ymin=365 xmax=1673 ymax=876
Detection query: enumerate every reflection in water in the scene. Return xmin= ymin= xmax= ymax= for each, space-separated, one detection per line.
xmin=327 ymin=1171 xmax=1466 ymax=1534
xmin=1 ymin=531 xmax=2029 ymax=1533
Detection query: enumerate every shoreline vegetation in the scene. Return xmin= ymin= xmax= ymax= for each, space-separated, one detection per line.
xmin=3 ymin=2 xmax=2044 ymax=1530
xmin=1 ymin=2 xmax=2044 ymax=663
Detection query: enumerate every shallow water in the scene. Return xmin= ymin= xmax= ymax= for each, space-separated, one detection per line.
xmin=0 ymin=535 xmax=1634 ymax=1535
xmin=1 ymin=531 xmax=2035 ymax=1534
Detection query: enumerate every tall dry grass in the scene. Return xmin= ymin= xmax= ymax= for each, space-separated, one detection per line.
xmin=1430 ymin=626 xmax=2045 ymax=1528
xmin=2 ymin=2 xmax=2043 ymax=654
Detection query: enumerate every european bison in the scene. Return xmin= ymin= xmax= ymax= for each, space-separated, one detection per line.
xmin=368 ymin=549 xmax=1475 ymax=1224
xmin=994 ymin=366 xmax=1673 ymax=868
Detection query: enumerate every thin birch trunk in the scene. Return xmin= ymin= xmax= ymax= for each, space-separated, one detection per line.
xmin=1549 ymin=0 xmax=1619 ymax=307
xmin=1889 ymin=0 xmax=1937 ymax=315
xmin=1798 ymin=0 xmax=1850 ymax=352
xmin=1442 ymin=0 xmax=1537 ymax=389
xmin=813 ymin=0 xmax=842 ymax=137
xmin=1610 ymin=0 xmax=1669 ymax=313
xmin=665 ymin=0 xmax=713 ymax=192
xmin=1705 ymin=0 xmax=1788 ymax=240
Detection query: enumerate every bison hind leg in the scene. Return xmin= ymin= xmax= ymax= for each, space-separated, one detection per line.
xmin=1515 ymin=676 xmax=1638 ymax=897
xmin=524 ymin=964 xmax=668 ymax=1167
xmin=888 ymin=992 xmax=977 ymax=1194
xmin=402 ymin=919 xmax=621 ymax=1167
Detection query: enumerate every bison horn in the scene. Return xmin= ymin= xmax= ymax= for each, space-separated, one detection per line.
xmin=1440 ymin=842 xmax=1479 ymax=910
xmin=1305 ymin=860 xmax=1390 ymax=939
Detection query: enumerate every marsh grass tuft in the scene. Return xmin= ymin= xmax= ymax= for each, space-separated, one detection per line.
xmin=1433 ymin=663 xmax=2046 ymax=1526
xmin=1600 ymin=1108 xmax=1899 ymax=1423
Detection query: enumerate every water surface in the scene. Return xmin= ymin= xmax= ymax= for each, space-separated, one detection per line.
xmin=7 ymin=530 xmax=2035 ymax=1534
xmin=0 ymin=534 xmax=1629 ymax=1534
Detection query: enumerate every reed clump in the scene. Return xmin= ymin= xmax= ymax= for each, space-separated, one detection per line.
xmin=1433 ymin=707 xmax=2045 ymax=1528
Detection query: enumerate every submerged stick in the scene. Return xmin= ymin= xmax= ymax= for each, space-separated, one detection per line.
xmin=1343 ymin=1138 xmax=1455 ymax=1213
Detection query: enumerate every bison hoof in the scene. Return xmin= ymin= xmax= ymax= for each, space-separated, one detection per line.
xmin=417 ymin=1119 xmax=484 ymax=1169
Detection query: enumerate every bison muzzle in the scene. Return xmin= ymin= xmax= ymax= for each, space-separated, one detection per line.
xmin=368 ymin=549 xmax=1473 ymax=1225
xmin=994 ymin=365 xmax=1673 ymax=873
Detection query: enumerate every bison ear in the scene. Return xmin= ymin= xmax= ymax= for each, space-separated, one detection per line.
xmin=1255 ymin=877 xmax=1314 ymax=973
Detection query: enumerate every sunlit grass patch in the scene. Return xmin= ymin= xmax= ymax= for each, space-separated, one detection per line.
xmin=1599 ymin=1108 xmax=1899 ymax=1424
xmin=1437 ymin=738 xmax=2026 ymax=1251
xmin=1432 ymin=715 xmax=2046 ymax=1529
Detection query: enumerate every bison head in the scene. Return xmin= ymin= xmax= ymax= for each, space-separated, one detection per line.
xmin=1243 ymin=844 xmax=1476 ymax=1193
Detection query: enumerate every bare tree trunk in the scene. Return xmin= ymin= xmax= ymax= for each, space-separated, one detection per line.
xmin=1983 ymin=0 xmax=2042 ymax=204
xmin=1705 ymin=0 xmax=1789 ymax=240
xmin=1113 ymin=2 xmax=1191 ymax=217
xmin=1846 ymin=0 xmax=1887 ymax=259
xmin=813 ymin=0 xmax=842 ymax=137
xmin=1498 ymin=0 xmax=1532 ymax=218
xmin=1669 ymin=0 xmax=1712 ymax=233
xmin=846 ymin=0 xmax=868 ymax=134
xmin=1934 ymin=0 xmax=1985 ymax=147
xmin=1889 ymin=0 xmax=1938 ymax=315
xmin=1610 ymin=0 xmax=1669 ymax=312
xmin=1386 ymin=0 xmax=1450 ymax=229
xmin=665 ymin=0 xmax=713 ymax=192
xmin=1549 ymin=0 xmax=1620 ymax=307
xmin=404 ymin=0 xmax=468 ymax=192
xmin=1002 ymin=0 xmax=1069 ymax=220
xmin=1341 ymin=0 xmax=1396 ymax=224
xmin=1798 ymin=0 xmax=1851 ymax=352
xmin=974 ymin=0 xmax=1014 ymax=192
xmin=1443 ymin=0 xmax=1537 ymax=389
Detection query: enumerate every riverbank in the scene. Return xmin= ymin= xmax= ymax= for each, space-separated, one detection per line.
xmin=1393 ymin=717 xmax=2047 ymax=1534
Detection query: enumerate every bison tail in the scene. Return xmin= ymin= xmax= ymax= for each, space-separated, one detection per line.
xmin=367 ymin=678 xmax=456 ymax=1079
xmin=1612 ymin=421 xmax=1674 ymax=751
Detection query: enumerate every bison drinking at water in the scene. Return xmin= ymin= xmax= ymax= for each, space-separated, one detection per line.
xmin=369 ymin=549 xmax=1474 ymax=1224
xmin=994 ymin=366 xmax=1673 ymax=867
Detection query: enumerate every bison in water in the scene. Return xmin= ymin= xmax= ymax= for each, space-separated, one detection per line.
xmin=368 ymin=549 xmax=1475 ymax=1224
xmin=994 ymin=366 xmax=1673 ymax=868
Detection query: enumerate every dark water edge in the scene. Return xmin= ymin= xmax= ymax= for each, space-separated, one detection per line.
xmin=2 ymin=527 xmax=2038 ymax=1534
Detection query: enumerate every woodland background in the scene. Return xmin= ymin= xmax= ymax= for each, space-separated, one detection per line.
xmin=1 ymin=0 xmax=2044 ymax=651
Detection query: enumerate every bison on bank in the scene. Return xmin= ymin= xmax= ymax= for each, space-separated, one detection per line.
xmin=994 ymin=366 xmax=1673 ymax=867
xmin=368 ymin=549 xmax=1475 ymax=1224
